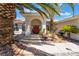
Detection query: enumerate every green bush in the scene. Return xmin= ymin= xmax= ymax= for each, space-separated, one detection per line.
xmin=62 ymin=25 xmax=79 ymax=33
xmin=61 ymin=25 xmax=79 ymax=39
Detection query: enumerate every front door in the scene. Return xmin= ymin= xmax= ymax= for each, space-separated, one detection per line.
xmin=32 ymin=25 xmax=40 ymax=34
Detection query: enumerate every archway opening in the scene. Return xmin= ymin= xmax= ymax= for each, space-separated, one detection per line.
xmin=31 ymin=19 xmax=42 ymax=34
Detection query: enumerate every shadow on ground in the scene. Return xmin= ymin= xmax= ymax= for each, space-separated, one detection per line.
xmin=14 ymin=34 xmax=26 ymax=40
xmin=0 ymin=44 xmax=15 ymax=56
xmin=0 ymin=41 xmax=55 ymax=56
xmin=14 ymin=41 xmax=55 ymax=56
xmin=20 ymin=40 xmax=55 ymax=46
xmin=64 ymin=37 xmax=79 ymax=45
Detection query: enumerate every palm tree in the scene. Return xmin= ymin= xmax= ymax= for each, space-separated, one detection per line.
xmin=50 ymin=3 xmax=75 ymax=32
xmin=0 ymin=4 xmax=15 ymax=45
xmin=0 ymin=3 xmax=74 ymax=45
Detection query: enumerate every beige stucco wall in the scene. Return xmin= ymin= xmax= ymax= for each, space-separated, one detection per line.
xmin=55 ymin=16 xmax=79 ymax=40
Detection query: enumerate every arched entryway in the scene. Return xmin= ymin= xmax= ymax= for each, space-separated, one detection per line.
xmin=31 ymin=19 xmax=42 ymax=34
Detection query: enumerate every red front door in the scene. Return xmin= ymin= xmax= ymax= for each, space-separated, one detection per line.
xmin=32 ymin=25 xmax=40 ymax=34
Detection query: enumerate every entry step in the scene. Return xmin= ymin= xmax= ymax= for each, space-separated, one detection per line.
xmin=26 ymin=34 xmax=42 ymax=39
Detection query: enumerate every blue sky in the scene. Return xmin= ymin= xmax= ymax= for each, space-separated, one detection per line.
xmin=16 ymin=3 xmax=79 ymax=21
xmin=54 ymin=3 xmax=79 ymax=21
xmin=16 ymin=9 xmax=25 ymax=20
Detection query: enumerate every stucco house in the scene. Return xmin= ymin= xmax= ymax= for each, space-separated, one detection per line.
xmin=23 ymin=12 xmax=47 ymax=36
xmin=55 ymin=15 xmax=79 ymax=41
xmin=14 ymin=12 xmax=79 ymax=41
xmin=14 ymin=12 xmax=50 ymax=37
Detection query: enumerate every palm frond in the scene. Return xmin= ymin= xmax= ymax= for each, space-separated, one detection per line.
xmin=27 ymin=3 xmax=49 ymax=18
xmin=68 ymin=3 xmax=75 ymax=16
xmin=16 ymin=3 xmax=74 ymax=19
xmin=43 ymin=3 xmax=60 ymax=16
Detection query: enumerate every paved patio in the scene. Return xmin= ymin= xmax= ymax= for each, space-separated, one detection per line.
xmin=0 ymin=34 xmax=79 ymax=56
xmin=1 ymin=39 xmax=79 ymax=56
xmin=14 ymin=40 xmax=79 ymax=56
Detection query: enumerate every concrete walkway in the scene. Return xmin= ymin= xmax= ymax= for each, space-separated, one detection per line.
xmin=16 ymin=40 xmax=79 ymax=56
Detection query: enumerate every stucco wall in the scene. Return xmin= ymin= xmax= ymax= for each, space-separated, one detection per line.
xmin=55 ymin=18 xmax=79 ymax=41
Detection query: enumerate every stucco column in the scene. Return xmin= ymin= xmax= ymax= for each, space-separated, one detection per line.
xmin=24 ymin=17 xmax=31 ymax=36
xmin=25 ymin=25 xmax=31 ymax=36
xmin=41 ymin=19 xmax=46 ymax=34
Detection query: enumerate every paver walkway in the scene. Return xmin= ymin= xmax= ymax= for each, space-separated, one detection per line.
xmin=16 ymin=40 xmax=79 ymax=56
xmin=0 ymin=34 xmax=79 ymax=56
xmin=0 ymin=40 xmax=79 ymax=56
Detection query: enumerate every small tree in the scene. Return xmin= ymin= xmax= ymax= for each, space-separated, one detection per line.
xmin=61 ymin=25 xmax=79 ymax=39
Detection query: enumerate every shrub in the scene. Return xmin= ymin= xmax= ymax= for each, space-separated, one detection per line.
xmin=61 ymin=25 xmax=79 ymax=38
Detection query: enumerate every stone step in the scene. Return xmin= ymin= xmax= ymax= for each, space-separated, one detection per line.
xmin=26 ymin=34 xmax=42 ymax=40
xmin=30 ymin=34 xmax=42 ymax=37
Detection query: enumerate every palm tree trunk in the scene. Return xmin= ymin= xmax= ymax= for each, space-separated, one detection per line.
xmin=50 ymin=18 xmax=54 ymax=32
xmin=0 ymin=4 xmax=15 ymax=45
xmin=67 ymin=32 xmax=71 ymax=39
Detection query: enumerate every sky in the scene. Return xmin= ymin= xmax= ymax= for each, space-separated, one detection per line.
xmin=16 ymin=3 xmax=79 ymax=21
xmin=54 ymin=3 xmax=79 ymax=21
